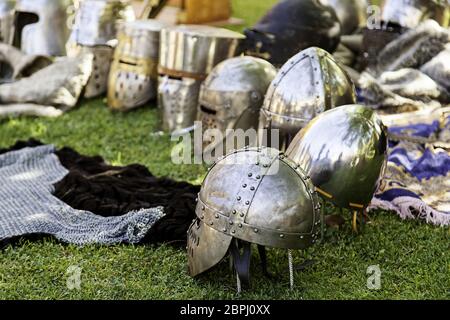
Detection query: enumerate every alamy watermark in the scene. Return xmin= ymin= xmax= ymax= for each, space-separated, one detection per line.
xmin=366 ymin=265 xmax=382 ymax=290
xmin=66 ymin=265 xmax=82 ymax=291
xmin=170 ymin=121 xmax=280 ymax=167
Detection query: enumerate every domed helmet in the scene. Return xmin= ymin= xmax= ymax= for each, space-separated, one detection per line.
xmin=108 ymin=20 xmax=167 ymax=111
xmin=198 ymin=56 xmax=277 ymax=160
xmin=158 ymin=25 xmax=245 ymax=134
xmin=322 ymin=0 xmax=368 ymax=35
xmin=285 ymin=105 xmax=387 ymax=226
xmin=188 ymin=147 xmax=322 ymax=291
xmin=67 ymin=0 xmax=135 ymax=99
xmin=0 ymin=0 xmax=15 ymax=44
xmin=12 ymin=0 xmax=71 ymax=56
xmin=259 ymin=47 xmax=356 ymax=151
xmin=243 ymin=0 xmax=341 ymax=67
xmin=381 ymin=0 xmax=448 ymax=29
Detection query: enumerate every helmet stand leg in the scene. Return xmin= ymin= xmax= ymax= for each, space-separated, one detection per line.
xmin=288 ymin=249 xmax=294 ymax=290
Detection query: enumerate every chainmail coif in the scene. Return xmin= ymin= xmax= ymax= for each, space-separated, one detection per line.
xmin=0 ymin=145 xmax=164 ymax=245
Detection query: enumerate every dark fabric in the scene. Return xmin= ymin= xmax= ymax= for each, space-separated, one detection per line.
xmin=243 ymin=0 xmax=340 ymax=67
xmin=0 ymin=139 xmax=200 ymax=245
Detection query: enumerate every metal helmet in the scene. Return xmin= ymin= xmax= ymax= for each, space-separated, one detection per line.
xmin=67 ymin=0 xmax=134 ymax=99
xmin=381 ymin=0 xmax=448 ymax=29
xmin=13 ymin=0 xmax=71 ymax=56
xmin=286 ymin=104 xmax=388 ymax=211
xmin=243 ymin=0 xmax=341 ymax=67
xmin=259 ymin=47 xmax=356 ymax=150
xmin=0 ymin=0 xmax=15 ymax=44
xmin=68 ymin=0 xmax=135 ymax=47
xmin=187 ymin=147 xmax=321 ymax=290
xmin=158 ymin=25 xmax=245 ymax=133
xmin=108 ymin=20 xmax=167 ymax=111
xmin=198 ymin=56 xmax=277 ymax=158
xmin=322 ymin=0 xmax=368 ymax=35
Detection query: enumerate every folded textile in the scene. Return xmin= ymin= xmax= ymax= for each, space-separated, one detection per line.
xmin=421 ymin=45 xmax=450 ymax=91
xmin=371 ymin=20 xmax=450 ymax=76
xmin=0 ymin=145 xmax=164 ymax=245
xmin=369 ymin=116 xmax=450 ymax=226
xmin=0 ymin=54 xmax=93 ymax=113
xmin=0 ymin=44 xmax=52 ymax=82
xmin=0 ymin=139 xmax=200 ymax=245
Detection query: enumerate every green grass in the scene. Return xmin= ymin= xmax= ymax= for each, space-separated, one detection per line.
xmin=0 ymin=0 xmax=449 ymax=300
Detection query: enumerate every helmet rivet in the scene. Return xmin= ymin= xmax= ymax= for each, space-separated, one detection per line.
xmin=231 ymin=230 xmax=235 ymax=234
xmin=209 ymin=222 xmax=213 ymax=226
xmin=245 ymin=201 xmax=250 ymax=205
xmin=300 ymin=235 xmax=304 ymax=239
xmin=255 ymin=162 xmax=259 ymax=165
xmin=201 ymin=206 xmax=205 ymax=210
xmin=222 ymin=228 xmax=227 ymax=232
xmin=256 ymin=175 xmax=261 ymax=179
xmin=229 ymin=220 xmax=233 ymax=225
xmin=240 ymin=213 xmax=244 ymax=217
xmin=238 ymin=223 xmax=243 ymax=228
xmin=254 ymin=228 xmax=258 ymax=233
xmin=232 ymin=210 xmax=236 ymax=214
xmin=280 ymin=234 xmax=284 ymax=238
xmin=201 ymin=215 xmax=204 ymax=219
xmin=248 ymin=173 xmax=252 ymax=177
xmin=237 ymin=196 xmax=241 ymax=201
xmin=242 ymin=184 xmax=247 ymax=188
xmin=215 ymin=214 xmax=219 ymax=219
xmin=250 ymin=186 xmax=255 ymax=191
xmin=195 ymin=198 xmax=198 ymax=202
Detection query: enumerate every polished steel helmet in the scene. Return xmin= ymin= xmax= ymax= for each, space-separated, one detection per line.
xmin=243 ymin=0 xmax=341 ymax=67
xmin=0 ymin=0 xmax=15 ymax=44
xmin=199 ymin=56 xmax=277 ymax=158
xmin=381 ymin=0 xmax=448 ymax=29
xmin=286 ymin=104 xmax=387 ymax=211
xmin=158 ymin=25 xmax=245 ymax=133
xmin=322 ymin=0 xmax=368 ymax=35
xmin=68 ymin=0 xmax=135 ymax=47
xmin=13 ymin=0 xmax=71 ymax=56
xmin=187 ymin=147 xmax=321 ymax=290
xmin=108 ymin=20 xmax=167 ymax=111
xmin=259 ymin=47 xmax=356 ymax=150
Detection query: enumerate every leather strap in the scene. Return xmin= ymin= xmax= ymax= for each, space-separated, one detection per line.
xmin=230 ymin=239 xmax=252 ymax=288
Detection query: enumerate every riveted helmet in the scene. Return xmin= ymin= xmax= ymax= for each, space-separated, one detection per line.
xmin=286 ymin=104 xmax=388 ymax=212
xmin=259 ymin=47 xmax=356 ymax=150
xmin=158 ymin=25 xmax=245 ymax=134
xmin=107 ymin=20 xmax=167 ymax=111
xmin=243 ymin=0 xmax=341 ymax=67
xmin=13 ymin=0 xmax=71 ymax=56
xmin=187 ymin=147 xmax=322 ymax=290
xmin=322 ymin=0 xmax=368 ymax=35
xmin=198 ymin=56 xmax=277 ymax=159
xmin=0 ymin=0 xmax=15 ymax=44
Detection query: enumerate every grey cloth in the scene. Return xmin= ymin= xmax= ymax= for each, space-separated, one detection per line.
xmin=0 ymin=145 xmax=165 ymax=245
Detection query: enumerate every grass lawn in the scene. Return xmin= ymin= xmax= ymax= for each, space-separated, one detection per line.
xmin=0 ymin=0 xmax=448 ymax=300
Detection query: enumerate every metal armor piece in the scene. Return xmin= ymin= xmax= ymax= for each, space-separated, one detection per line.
xmin=0 ymin=0 xmax=15 ymax=44
xmin=79 ymin=45 xmax=114 ymax=99
xmin=259 ymin=47 xmax=356 ymax=150
xmin=199 ymin=56 xmax=277 ymax=157
xmin=158 ymin=25 xmax=245 ymax=133
xmin=13 ymin=0 xmax=70 ymax=56
xmin=108 ymin=20 xmax=167 ymax=111
xmin=187 ymin=147 xmax=321 ymax=281
xmin=243 ymin=0 xmax=341 ymax=67
xmin=381 ymin=0 xmax=448 ymax=29
xmin=286 ymin=104 xmax=388 ymax=210
xmin=69 ymin=0 xmax=135 ymax=47
xmin=322 ymin=0 xmax=368 ymax=35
